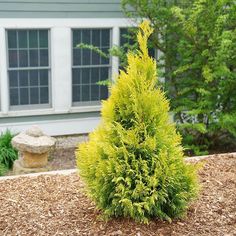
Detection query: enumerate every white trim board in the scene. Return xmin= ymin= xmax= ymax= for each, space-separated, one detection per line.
xmin=0 ymin=116 xmax=101 ymax=136
xmin=0 ymin=18 xmax=136 ymax=28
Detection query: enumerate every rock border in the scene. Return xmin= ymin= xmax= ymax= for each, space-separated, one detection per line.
xmin=0 ymin=152 xmax=235 ymax=181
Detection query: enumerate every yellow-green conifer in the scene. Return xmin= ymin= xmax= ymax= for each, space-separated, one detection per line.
xmin=76 ymin=21 xmax=199 ymax=223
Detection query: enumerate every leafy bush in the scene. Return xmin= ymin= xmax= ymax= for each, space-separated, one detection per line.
xmin=0 ymin=130 xmax=18 ymax=176
xmin=76 ymin=21 xmax=199 ymax=223
xmin=122 ymin=0 xmax=236 ymax=155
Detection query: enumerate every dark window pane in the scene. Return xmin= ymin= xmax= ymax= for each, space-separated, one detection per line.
xmin=81 ymin=68 xmax=90 ymax=84
xmin=39 ymin=70 xmax=48 ymax=86
xmin=20 ymin=88 xmax=29 ymax=105
xmin=19 ymin=50 xmax=28 ymax=67
xmin=82 ymin=29 xmax=91 ymax=44
xmin=10 ymin=88 xmax=19 ymax=105
xmin=73 ymin=30 xmax=81 ymax=47
xmin=40 ymin=49 xmax=48 ymax=66
xmin=92 ymin=30 xmax=100 ymax=47
xmin=82 ymin=49 xmax=90 ymax=65
xmin=120 ymin=28 xmax=135 ymax=46
xmin=91 ymin=68 xmax=99 ymax=84
xmin=9 ymin=71 xmax=18 ymax=87
xmin=100 ymin=86 xmax=108 ymax=100
xmin=73 ymin=48 xmax=81 ymax=66
xmin=9 ymin=50 xmax=18 ymax=67
xmin=19 ymin=70 xmax=29 ymax=86
xmin=29 ymin=70 xmax=39 ymax=86
xmin=148 ymin=48 xmax=155 ymax=58
xmin=120 ymin=28 xmax=128 ymax=46
xmin=40 ymin=87 xmax=49 ymax=104
xmin=101 ymin=30 xmax=110 ymax=47
xmin=73 ymin=85 xmax=80 ymax=102
xmin=8 ymin=31 xmax=17 ymax=49
xmin=92 ymin=51 xmax=100 ymax=65
xmin=18 ymin=30 xmax=28 ymax=48
xmin=29 ymin=30 xmax=38 ymax=48
xmin=91 ymin=85 xmax=99 ymax=101
xmin=39 ymin=30 xmax=48 ymax=48
xmin=81 ymin=85 xmax=90 ymax=101
xmin=101 ymin=48 xmax=109 ymax=65
xmin=72 ymin=68 xmax=81 ymax=85
xmin=30 ymin=87 xmax=39 ymax=104
xmin=100 ymin=67 xmax=109 ymax=81
xmin=29 ymin=49 xmax=39 ymax=67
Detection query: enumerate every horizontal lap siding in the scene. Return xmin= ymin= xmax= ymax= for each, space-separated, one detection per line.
xmin=0 ymin=0 xmax=124 ymax=18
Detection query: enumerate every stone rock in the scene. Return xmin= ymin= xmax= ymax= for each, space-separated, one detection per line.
xmin=13 ymin=160 xmax=50 ymax=175
xmin=19 ymin=151 xmax=48 ymax=168
xmin=12 ymin=127 xmax=56 ymax=154
xmin=26 ymin=125 xmax=44 ymax=137
xmin=12 ymin=126 xmax=56 ymax=174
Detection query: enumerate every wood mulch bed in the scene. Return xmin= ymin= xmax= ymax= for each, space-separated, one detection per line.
xmin=0 ymin=155 xmax=235 ymax=236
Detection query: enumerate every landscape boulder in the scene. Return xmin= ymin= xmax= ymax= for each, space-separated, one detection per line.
xmin=12 ymin=126 xmax=56 ymax=174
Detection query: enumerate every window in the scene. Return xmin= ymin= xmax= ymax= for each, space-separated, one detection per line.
xmin=72 ymin=29 xmax=110 ymax=105
xmin=7 ymin=29 xmax=50 ymax=109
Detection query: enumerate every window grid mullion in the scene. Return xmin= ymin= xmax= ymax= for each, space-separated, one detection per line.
xmin=79 ymin=68 xmax=82 ymax=102
xmin=27 ymin=32 xmax=31 ymax=105
xmin=16 ymin=31 xmax=21 ymax=105
xmin=98 ymin=68 xmax=101 ymax=100
xmin=38 ymin=69 xmax=41 ymax=103
xmin=38 ymin=30 xmax=40 ymax=68
xmin=8 ymin=66 xmax=50 ymax=71
xmin=89 ymin=29 xmax=92 ymax=102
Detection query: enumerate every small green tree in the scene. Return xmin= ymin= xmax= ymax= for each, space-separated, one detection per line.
xmin=76 ymin=21 xmax=199 ymax=223
xmin=171 ymin=0 xmax=236 ymax=153
xmin=122 ymin=0 xmax=236 ymax=154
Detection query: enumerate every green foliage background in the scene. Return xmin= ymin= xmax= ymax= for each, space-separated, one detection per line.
xmin=77 ymin=22 xmax=199 ymax=223
xmin=122 ymin=0 xmax=236 ymax=155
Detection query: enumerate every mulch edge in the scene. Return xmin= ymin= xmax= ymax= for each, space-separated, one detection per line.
xmin=0 ymin=169 xmax=77 ymax=181
xmin=0 ymin=152 xmax=235 ymax=181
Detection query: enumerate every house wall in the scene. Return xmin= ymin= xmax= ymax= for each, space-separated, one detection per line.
xmin=0 ymin=0 xmax=125 ymax=18
xmin=0 ymin=1 xmax=135 ymax=136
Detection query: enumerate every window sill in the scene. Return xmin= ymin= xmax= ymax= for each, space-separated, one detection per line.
xmin=0 ymin=105 xmax=102 ymax=118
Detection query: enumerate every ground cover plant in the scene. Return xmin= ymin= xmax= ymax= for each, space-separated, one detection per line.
xmin=0 ymin=130 xmax=18 ymax=176
xmin=76 ymin=21 xmax=199 ymax=223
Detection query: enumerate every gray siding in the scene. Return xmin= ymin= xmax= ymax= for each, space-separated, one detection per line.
xmin=0 ymin=0 xmax=125 ymax=18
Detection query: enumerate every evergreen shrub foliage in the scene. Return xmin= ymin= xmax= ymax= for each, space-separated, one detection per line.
xmin=76 ymin=21 xmax=199 ymax=223
xmin=0 ymin=130 xmax=18 ymax=176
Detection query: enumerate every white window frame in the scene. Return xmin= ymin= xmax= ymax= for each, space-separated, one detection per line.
xmin=6 ymin=29 xmax=52 ymax=110
xmin=71 ymin=28 xmax=112 ymax=107
xmin=0 ymin=18 xmax=135 ymax=118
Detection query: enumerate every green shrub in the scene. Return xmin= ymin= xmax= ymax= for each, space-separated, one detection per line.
xmin=0 ymin=130 xmax=18 ymax=176
xmin=76 ymin=21 xmax=199 ymax=223
xmin=122 ymin=0 xmax=236 ymax=154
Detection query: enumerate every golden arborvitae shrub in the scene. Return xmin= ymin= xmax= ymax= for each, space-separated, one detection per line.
xmin=76 ymin=21 xmax=199 ymax=223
